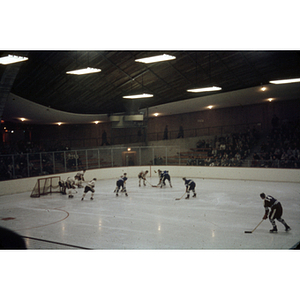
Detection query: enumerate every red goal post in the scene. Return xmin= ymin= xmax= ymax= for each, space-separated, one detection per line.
xmin=30 ymin=176 xmax=61 ymax=198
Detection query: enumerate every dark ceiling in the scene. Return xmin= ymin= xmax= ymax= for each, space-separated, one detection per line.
xmin=1 ymin=50 xmax=300 ymax=116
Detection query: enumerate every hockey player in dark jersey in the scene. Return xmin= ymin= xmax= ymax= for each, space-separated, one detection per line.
xmin=260 ymin=193 xmax=291 ymax=233
xmin=182 ymin=178 xmax=196 ymax=199
xmin=81 ymin=178 xmax=96 ymax=201
xmin=59 ymin=179 xmax=67 ymax=195
xmin=115 ymin=175 xmax=128 ymax=196
xmin=157 ymin=169 xmax=172 ymax=188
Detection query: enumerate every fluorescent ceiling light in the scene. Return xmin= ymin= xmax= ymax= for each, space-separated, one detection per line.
xmin=187 ymin=86 xmax=222 ymax=93
xmin=135 ymin=54 xmax=176 ymax=64
xmin=269 ymin=78 xmax=300 ymax=84
xmin=66 ymin=67 xmax=101 ymax=75
xmin=0 ymin=54 xmax=28 ymax=65
xmin=123 ymin=93 xmax=153 ymax=99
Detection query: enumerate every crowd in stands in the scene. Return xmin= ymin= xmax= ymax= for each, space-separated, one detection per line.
xmin=1 ymin=118 xmax=299 ymax=181
xmin=0 ymin=150 xmax=55 ymax=180
xmin=0 ymin=141 xmax=71 ymax=180
xmin=251 ymin=117 xmax=300 ymax=168
xmin=187 ymin=127 xmax=260 ymax=167
xmin=0 ymin=140 xmax=70 ymax=155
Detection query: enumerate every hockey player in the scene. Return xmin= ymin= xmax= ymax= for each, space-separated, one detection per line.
xmin=182 ymin=177 xmax=196 ymax=199
xmin=81 ymin=178 xmax=96 ymax=201
xmin=157 ymin=169 xmax=172 ymax=188
xmin=75 ymin=169 xmax=86 ymax=188
xmin=138 ymin=170 xmax=148 ymax=187
xmin=59 ymin=179 xmax=67 ymax=195
xmin=66 ymin=177 xmax=76 ymax=198
xmin=115 ymin=175 xmax=128 ymax=196
xmin=260 ymin=193 xmax=291 ymax=233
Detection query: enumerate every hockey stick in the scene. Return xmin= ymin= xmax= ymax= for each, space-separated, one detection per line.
xmin=244 ymin=219 xmax=264 ymax=233
xmin=144 ymin=179 xmax=157 ymax=187
xmin=175 ymin=192 xmax=187 ymax=200
xmin=150 ymin=180 xmax=160 ymax=187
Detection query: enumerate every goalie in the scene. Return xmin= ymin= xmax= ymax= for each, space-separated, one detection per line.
xmin=59 ymin=179 xmax=67 ymax=195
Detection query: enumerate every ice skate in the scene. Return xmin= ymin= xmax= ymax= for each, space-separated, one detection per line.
xmin=269 ymin=226 xmax=277 ymax=233
xmin=185 ymin=194 xmax=190 ymax=199
xmin=285 ymin=226 xmax=291 ymax=232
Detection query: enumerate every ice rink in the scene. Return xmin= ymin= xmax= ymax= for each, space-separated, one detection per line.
xmin=1 ymin=175 xmax=299 ymax=300
xmin=0 ymin=176 xmax=299 ymax=250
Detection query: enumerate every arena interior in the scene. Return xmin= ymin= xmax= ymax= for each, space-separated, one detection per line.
xmin=1 ymin=27 xmax=299 ymax=300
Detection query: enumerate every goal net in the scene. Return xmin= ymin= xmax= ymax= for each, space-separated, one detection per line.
xmin=30 ymin=176 xmax=61 ymax=198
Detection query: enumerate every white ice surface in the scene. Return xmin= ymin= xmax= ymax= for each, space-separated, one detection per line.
xmin=1 ymin=176 xmax=299 ymax=300
xmin=0 ymin=177 xmax=299 ymax=250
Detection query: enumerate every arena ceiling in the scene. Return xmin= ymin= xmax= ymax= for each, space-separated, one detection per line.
xmin=1 ymin=50 xmax=300 ymax=124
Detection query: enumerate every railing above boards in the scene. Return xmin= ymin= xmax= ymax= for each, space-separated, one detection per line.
xmin=0 ymin=144 xmax=299 ymax=182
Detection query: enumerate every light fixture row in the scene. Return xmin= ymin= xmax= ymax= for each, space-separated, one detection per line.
xmin=153 ymin=96 xmax=276 ymax=117
xmin=126 ymin=53 xmax=222 ymax=98
xmin=0 ymin=54 xmax=223 ymax=99
xmin=15 ymin=118 xmax=104 ymax=125
xmin=16 ymin=95 xmax=276 ymax=123
xmin=1 ymin=54 xmax=300 ymax=100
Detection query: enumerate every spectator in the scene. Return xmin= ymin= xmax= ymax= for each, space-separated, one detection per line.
xmin=101 ymin=130 xmax=109 ymax=146
xmin=163 ymin=125 xmax=168 ymax=140
xmin=177 ymin=125 xmax=184 ymax=138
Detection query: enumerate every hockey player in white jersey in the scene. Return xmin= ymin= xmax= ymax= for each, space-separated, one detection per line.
xmin=66 ymin=177 xmax=76 ymax=198
xmin=81 ymin=178 xmax=96 ymax=201
xmin=138 ymin=170 xmax=148 ymax=187
xmin=75 ymin=169 xmax=86 ymax=188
